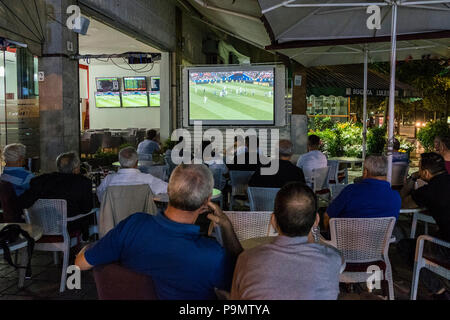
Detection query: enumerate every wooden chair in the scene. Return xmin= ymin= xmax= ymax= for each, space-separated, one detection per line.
xmin=93 ymin=263 xmax=158 ymax=300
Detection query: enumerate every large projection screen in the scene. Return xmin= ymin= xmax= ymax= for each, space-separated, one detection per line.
xmin=183 ymin=65 xmax=286 ymax=127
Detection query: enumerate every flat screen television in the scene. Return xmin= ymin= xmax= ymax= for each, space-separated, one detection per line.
xmin=95 ymin=92 xmax=121 ymax=108
xmin=151 ymin=76 xmax=160 ymax=91
xmin=183 ymin=65 xmax=285 ymax=126
xmin=122 ymin=91 xmax=149 ymax=108
xmin=96 ymin=77 xmax=120 ymax=92
xmin=149 ymin=91 xmax=160 ymax=107
xmin=123 ymin=77 xmax=147 ymax=91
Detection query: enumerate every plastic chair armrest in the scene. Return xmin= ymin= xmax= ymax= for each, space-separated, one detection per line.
xmin=419 ymin=235 xmax=450 ymax=249
xmin=67 ymin=209 xmax=97 ymax=222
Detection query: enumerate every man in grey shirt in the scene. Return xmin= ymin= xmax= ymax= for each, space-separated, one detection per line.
xmin=231 ymin=182 xmax=343 ymax=300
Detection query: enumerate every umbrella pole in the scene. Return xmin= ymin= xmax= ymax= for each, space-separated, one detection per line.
xmin=387 ymin=2 xmax=398 ymax=184
xmin=363 ymin=45 xmax=368 ymax=162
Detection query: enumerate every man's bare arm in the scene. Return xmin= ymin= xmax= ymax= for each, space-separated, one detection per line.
xmin=207 ymin=201 xmax=243 ymax=257
xmin=75 ymin=246 xmax=94 ymax=271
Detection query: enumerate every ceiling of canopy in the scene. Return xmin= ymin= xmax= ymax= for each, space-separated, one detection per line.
xmin=184 ymin=0 xmax=450 ymax=66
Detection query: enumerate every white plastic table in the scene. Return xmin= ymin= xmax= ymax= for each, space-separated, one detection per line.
xmin=329 ymin=157 xmax=364 ymax=171
xmin=0 ymin=223 xmax=43 ymax=288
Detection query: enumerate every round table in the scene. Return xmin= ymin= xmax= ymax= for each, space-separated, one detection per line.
xmin=400 ymin=208 xmax=427 ymax=215
xmin=329 ymin=157 xmax=364 ymax=170
xmin=0 ymin=223 xmax=43 ymax=288
xmin=154 ymin=188 xmax=222 ymax=203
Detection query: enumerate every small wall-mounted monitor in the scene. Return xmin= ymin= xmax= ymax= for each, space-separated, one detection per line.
xmin=96 ymin=77 xmax=120 ymax=92
xmin=123 ymin=77 xmax=147 ymax=91
xmin=151 ymin=76 xmax=160 ymax=92
xmin=95 ymin=92 xmax=121 ymax=108
xmin=122 ymin=91 xmax=149 ymax=108
xmin=149 ymin=91 xmax=160 ymax=107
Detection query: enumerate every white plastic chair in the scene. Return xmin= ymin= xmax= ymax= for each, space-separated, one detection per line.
xmin=410 ymin=235 xmax=450 ymax=300
xmin=215 ymin=211 xmax=277 ymax=243
xmin=24 ymin=199 xmax=97 ymax=292
xmin=312 ymin=166 xmax=331 ymax=202
xmin=329 ymin=217 xmax=396 ymax=300
xmin=247 ymin=187 xmax=280 ymax=212
xmin=229 ymin=171 xmax=254 ymax=210
xmin=328 ymin=160 xmax=348 ymax=185
xmin=331 ymin=184 xmax=348 ymax=201
xmin=410 ymin=211 xmax=437 ymax=239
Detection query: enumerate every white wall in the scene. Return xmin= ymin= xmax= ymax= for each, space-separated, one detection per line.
xmin=80 ymin=59 xmax=161 ymax=130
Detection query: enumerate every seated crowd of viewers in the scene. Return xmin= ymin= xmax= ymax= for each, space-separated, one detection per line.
xmin=0 ymin=131 xmax=449 ymax=300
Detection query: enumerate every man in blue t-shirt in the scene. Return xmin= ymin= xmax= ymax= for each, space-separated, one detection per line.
xmin=324 ymin=155 xmax=401 ymax=229
xmin=137 ymin=129 xmax=160 ymax=161
xmin=1 ymin=143 xmax=34 ymax=196
xmin=75 ymin=164 xmax=243 ymax=300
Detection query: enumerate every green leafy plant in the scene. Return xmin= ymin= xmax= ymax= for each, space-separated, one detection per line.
xmin=417 ymin=120 xmax=450 ymax=152
xmin=310 ymin=117 xmax=335 ymax=131
xmin=367 ymin=126 xmax=387 ymax=155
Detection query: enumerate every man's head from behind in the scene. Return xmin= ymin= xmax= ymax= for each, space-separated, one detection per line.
xmin=419 ymin=152 xmax=447 ymax=182
xmin=435 ymin=135 xmax=449 ymax=154
xmin=393 ymin=138 xmax=401 ymax=152
xmin=56 ymin=152 xmax=81 ymax=174
xmin=363 ymin=155 xmax=387 ymax=180
xmin=273 ymin=183 xmax=318 ymax=237
xmin=146 ymin=129 xmax=157 ymax=141
xmin=168 ymin=164 xmax=214 ymax=212
xmin=279 ymin=139 xmax=294 ymax=160
xmin=3 ymin=143 xmax=26 ymax=167
xmin=119 ymin=147 xmax=138 ymax=169
xmin=307 ymin=135 xmax=321 ymax=152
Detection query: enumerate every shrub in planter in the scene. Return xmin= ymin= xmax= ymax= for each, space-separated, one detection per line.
xmin=417 ymin=120 xmax=450 ymax=152
xmin=367 ymin=126 xmax=387 ymax=155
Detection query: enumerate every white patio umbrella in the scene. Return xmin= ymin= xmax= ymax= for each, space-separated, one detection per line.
xmin=259 ymin=0 xmax=450 ymax=183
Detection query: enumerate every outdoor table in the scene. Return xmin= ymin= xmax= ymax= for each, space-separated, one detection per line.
xmin=0 ymin=223 xmax=43 ymax=288
xmin=153 ymin=189 xmax=222 ymax=203
xmin=329 ymin=157 xmax=364 ymax=171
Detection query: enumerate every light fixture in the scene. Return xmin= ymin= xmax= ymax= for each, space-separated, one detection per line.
xmin=415 ymin=122 xmax=421 ymax=127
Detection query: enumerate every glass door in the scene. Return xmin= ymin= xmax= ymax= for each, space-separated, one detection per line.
xmin=0 ymin=44 xmax=40 ymax=172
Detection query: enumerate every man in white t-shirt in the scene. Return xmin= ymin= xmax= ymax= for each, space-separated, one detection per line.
xmin=97 ymin=147 xmax=168 ymax=203
xmin=297 ymin=135 xmax=328 ymax=186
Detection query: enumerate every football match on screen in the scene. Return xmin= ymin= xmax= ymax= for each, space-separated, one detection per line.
xmin=189 ymin=70 xmax=275 ymax=122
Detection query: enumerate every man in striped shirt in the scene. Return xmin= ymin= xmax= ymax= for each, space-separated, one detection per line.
xmin=1 ymin=144 xmax=34 ymax=196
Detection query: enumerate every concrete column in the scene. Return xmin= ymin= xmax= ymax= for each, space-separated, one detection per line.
xmin=39 ymin=0 xmax=80 ymax=173
xmin=291 ymin=64 xmax=308 ymax=155
xmin=160 ymin=52 xmax=172 ymax=141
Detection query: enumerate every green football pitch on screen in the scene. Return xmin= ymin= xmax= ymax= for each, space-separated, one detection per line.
xmin=150 ymin=92 xmax=160 ymax=107
xmin=96 ymin=95 xmax=121 ymax=108
xmin=122 ymin=92 xmax=149 ymax=108
xmin=189 ymin=82 xmax=274 ymax=121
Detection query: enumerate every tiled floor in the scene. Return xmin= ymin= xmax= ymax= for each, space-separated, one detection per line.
xmin=0 ymin=247 xmax=98 ymax=300
xmin=0 ymin=220 xmax=441 ymax=301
